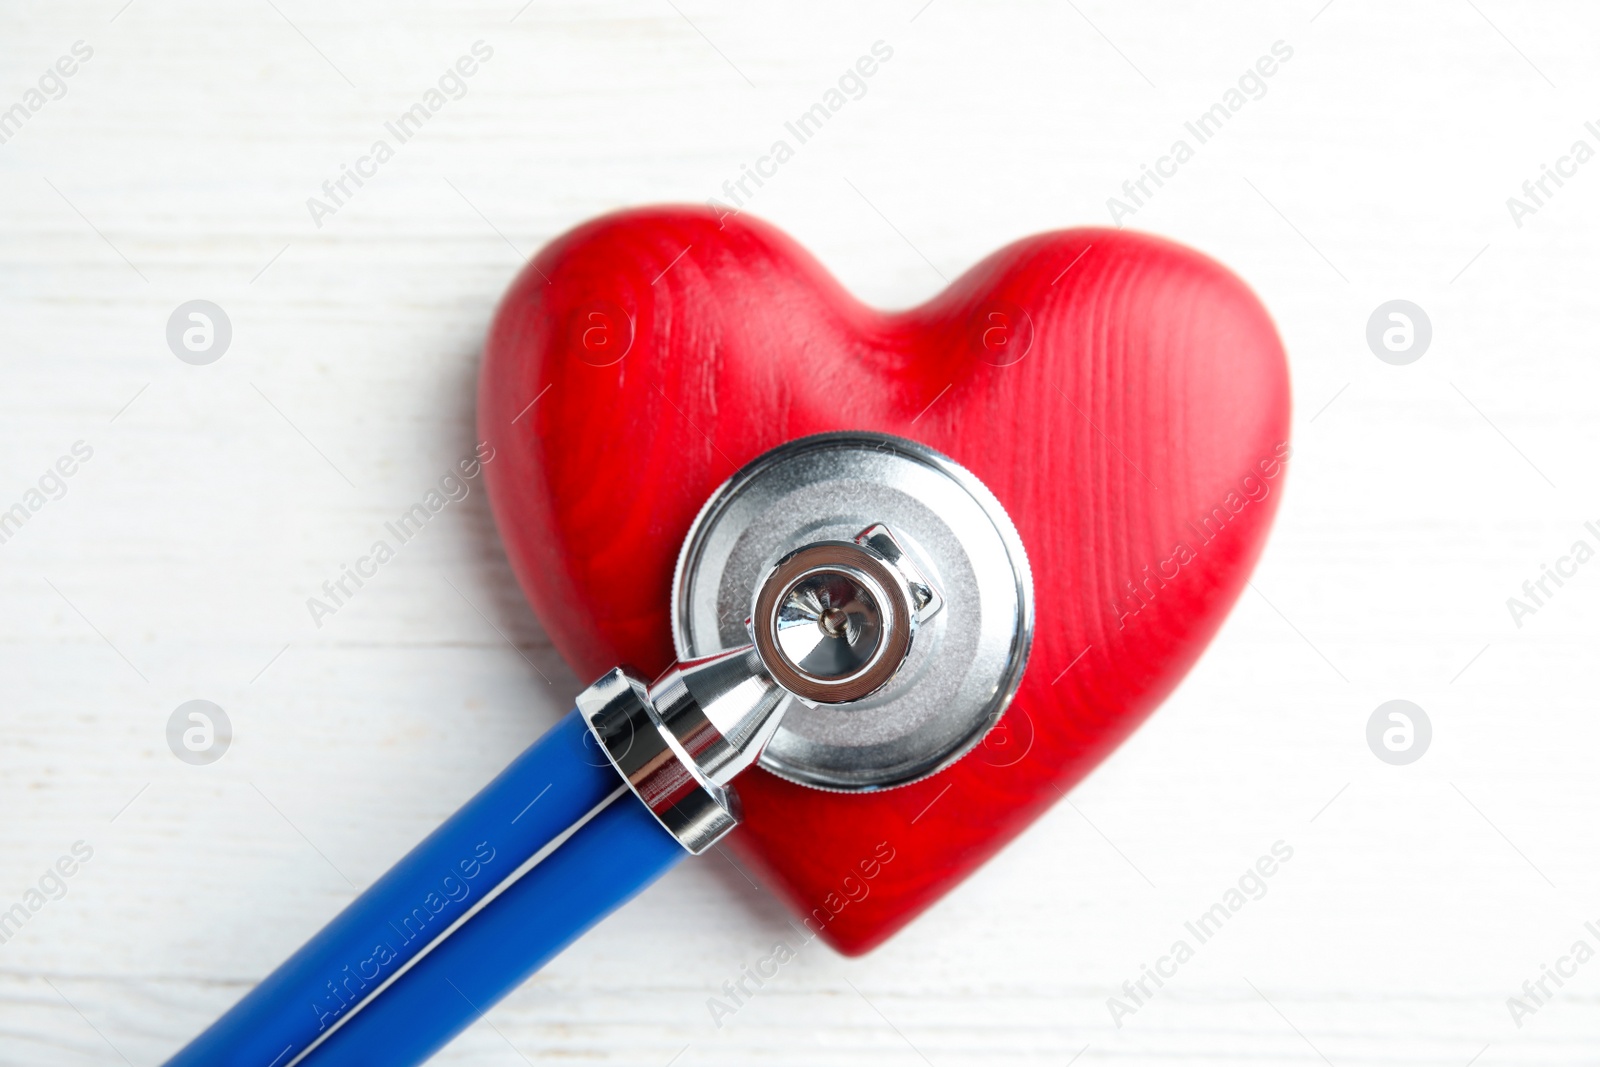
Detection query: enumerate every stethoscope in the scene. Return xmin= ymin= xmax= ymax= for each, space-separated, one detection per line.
xmin=167 ymin=431 xmax=1034 ymax=1067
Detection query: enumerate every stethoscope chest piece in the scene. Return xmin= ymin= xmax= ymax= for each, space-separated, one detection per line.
xmin=673 ymin=432 xmax=1034 ymax=791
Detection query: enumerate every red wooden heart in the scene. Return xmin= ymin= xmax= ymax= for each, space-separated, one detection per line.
xmin=480 ymin=207 xmax=1290 ymax=955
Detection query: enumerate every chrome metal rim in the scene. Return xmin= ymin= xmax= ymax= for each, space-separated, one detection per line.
xmin=671 ymin=431 xmax=1034 ymax=791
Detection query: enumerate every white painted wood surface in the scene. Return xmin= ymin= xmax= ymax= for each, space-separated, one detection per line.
xmin=4 ymin=1 xmax=1599 ymax=1063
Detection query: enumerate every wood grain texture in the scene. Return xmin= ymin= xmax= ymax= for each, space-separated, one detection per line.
xmin=4 ymin=0 xmax=1600 ymax=1064
xmin=480 ymin=208 xmax=1289 ymax=953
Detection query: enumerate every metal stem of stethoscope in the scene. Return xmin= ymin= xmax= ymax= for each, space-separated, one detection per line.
xmin=580 ymin=523 xmax=942 ymax=855
xmin=163 ymin=432 xmax=1032 ymax=1067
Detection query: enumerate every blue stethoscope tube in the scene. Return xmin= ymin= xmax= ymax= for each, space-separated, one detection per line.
xmin=164 ymin=709 xmax=678 ymax=1067
xmin=301 ymin=792 xmax=682 ymax=1065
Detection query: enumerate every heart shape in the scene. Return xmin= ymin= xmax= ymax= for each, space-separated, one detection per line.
xmin=480 ymin=207 xmax=1289 ymax=954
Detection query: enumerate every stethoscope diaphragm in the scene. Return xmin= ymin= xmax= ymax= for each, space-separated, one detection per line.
xmin=673 ymin=431 xmax=1034 ymax=791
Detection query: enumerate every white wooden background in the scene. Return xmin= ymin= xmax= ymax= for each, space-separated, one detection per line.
xmin=4 ymin=1 xmax=1600 ymax=1064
